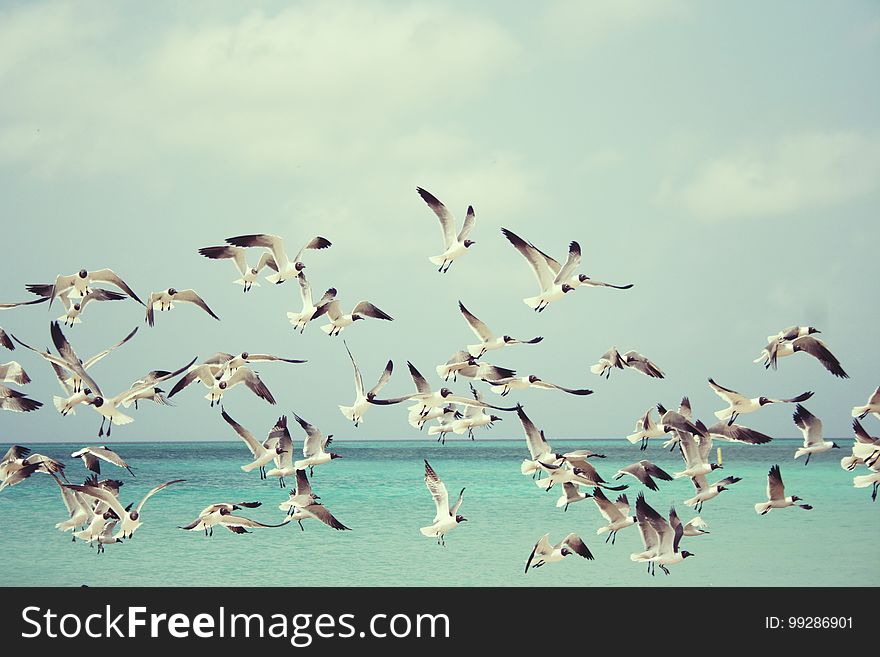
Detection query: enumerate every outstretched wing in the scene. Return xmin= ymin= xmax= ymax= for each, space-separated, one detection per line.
xmin=417 ymin=187 xmax=457 ymax=250
xmin=88 ymin=269 xmax=144 ymax=305
xmin=174 ymin=289 xmax=220 ymax=321
xmin=424 ymin=460 xmax=450 ymax=522
xmin=501 ymin=228 xmax=555 ymax=292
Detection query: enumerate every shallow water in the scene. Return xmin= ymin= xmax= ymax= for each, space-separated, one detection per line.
xmin=1 ymin=439 xmax=876 ymax=587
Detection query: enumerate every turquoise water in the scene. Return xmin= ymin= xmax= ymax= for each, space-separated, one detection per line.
xmin=1 ymin=439 xmax=876 ymax=587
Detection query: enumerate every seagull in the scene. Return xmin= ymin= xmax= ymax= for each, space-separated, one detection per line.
xmin=852 ymin=467 xmax=880 ymax=502
xmin=591 ymin=488 xmax=636 ymax=544
xmin=614 ymin=460 xmax=673 ymax=491
xmin=221 ymin=409 xmax=289 ymax=481
xmin=145 ymin=288 xmax=219 ymax=327
xmin=168 ymin=363 xmax=275 ymax=407
xmin=287 ymin=272 xmax=336 ymax=334
xmin=684 ymin=473 xmax=741 ymax=512
xmin=590 ymin=347 xmax=626 ymax=378
xmin=122 ymin=370 xmax=175 ymax=410
xmin=198 ymin=244 xmax=275 ymax=292
xmin=65 ymin=478 xmax=184 ymax=538
xmin=180 ymin=506 xmax=288 ymax=536
xmin=435 ymin=350 xmax=515 ymax=383
xmin=656 ymin=403 xmax=709 ymax=439
xmin=792 ymin=404 xmax=839 ymax=465
xmin=284 ymin=503 xmax=351 ymax=532
xmin=630 ymin=494 xmax=694 ymax=576
xmin=621 ymin=351 xmax=665 ymax=379
xmin=28 ymin=268 xmax=144 ymax=309
xmin=674 ymin=432 xmax=721 ymax=479
xmin=457 ymin=301 xmax=542 ymax=358
xmin=416 ymin=186 xmax=476 ymax=273
xmin=0 ymin=383 xmax=41 ymax=413
xmin=515 ymin=404 xmax=560 ymax=476
xmin=501 ymin=228 xmax=577 ymax=312
xmin=852 ymin=387 xmax=880 ymax=420
xmin=754 ymin=333 xmax=848 ymax=378
xmin=767 ymin=325 xmax=821 ymax=343
xmin=708 ymin=378 xmax=813 ymax=425
xmin=427 ymin=406 xmax=462 ymax=445
xmin=291 ymin=413 xmax=342 ymax=473
xmin=71 ymin=446 xmax=134 ymax=476
xmin=755 ymin=465 xmax=812 ymax=514
xmin=314 ymin=298 xmax=393 ymax=336
xmin=451 ymin=383 xmax=502 ymax=439
xmin=0 ymin=361 xmax=30 ymax=386
xmin=483 ymin=374 xmax=593 ymax=397
xmin=702 ymin=421 xmax=773 ymax=445
xmin=224 ymin=233 xmax=332 ymax=284
xmin=53 ymin=288 xmax=127 ymax=326
xmin=841 ymin=419 xmax=880 ymax=472
xmin=339 ymin=342 xmax=393 ymax=426
xmin=204 ymin=351 xmax=307 ymax=380
xmin=535 ymin=458 xmax=626 ymax=493
xmin=278 ymin=470 xmax=350 ymax=531
xmin=555 ymin=482 xmax=591 ymax=511
xmin=625 ymin=408 xmax=669 ymax=450
xmin=682 ymin=516 xmax=710 ymax=536
xmin=51 ymin=473 xmax=94 ymax=535
xmin=264 ymin=416 xmax=296 ymax=487
xmin=420 ymin=460 xmax=466 ymax=545
xmin=1 ymin=446 xmax=65 ymax=491
xmin=524 ymin=533 xmax=593 ymax=572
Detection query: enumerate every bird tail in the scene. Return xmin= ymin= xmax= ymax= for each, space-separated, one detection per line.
xmin=754 ymin=502 xmax=772 ymax=514
xmin=293 ymin=459 xmax=309 ymax=470
xmin=520 ymin=459 xmax=538 ymax=475
xmin=535 ymin=477 xmax=553 ymax=489
xmin=555 ymin=495 xmax=568 ymax=508
xmin=265 ymin=271 xmax=284 ymax=284
xmin=714 ymin=408 xmax=732 ymax=420
xmin=428 ymin=255 xmax=445 ymax=266
xmin=523 ymin=295 xmax=541 ymax=309
xmin=53 ymin=396 xmax=74 ymax=415
xmin=466 ymin=344 xmax=484 ymax=358
xmin=853 ymin=473 xmax=880 ymax=488
xmin=852 ymin=405 xmax=870 ymax=418
xmin=672 ymin=470 xmax=689 ymax=479
xmin=590 ymin=363 xmax=606 ymax=375
xmin=489 ymin=384 xmax=506 ymax=395
xmin=793 ymin=448 xmax=807 ymax=459
xmin=435 ymin=365 xmax=448 ymax=378
xmin=419 ymin=525 xmax=437 ymax=537
xmin=625 ymin=432 xmax=644 ymax=444
xmin=320 ymin=324 xmax=335 ymax=334
xmin=338 ymin=405 xmax=356 ymax=422
xmin=840 ymin=455 xmax=859 ymax=472
xmin=427 ymin=426 xmax=444 ymax=435
xmin=241 ymin=462 xmax=259 ymax=473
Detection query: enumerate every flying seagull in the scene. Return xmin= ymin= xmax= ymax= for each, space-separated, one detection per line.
xmin=852 ymin=387 xmax=880 ymax=421
xmin=145 ymin=288 xmax=220 ymax=327
xmin=524 ymin=533 xmax=593 ymax=572
xmin=840 ymin=419 xmax=880 ymax=473
xmin=71 ymin=446 xmax=134 ymax=476
xmin=291 ymin=413 xmax=342 ymax=474
xmin=420 ymin=460 xmax=466 ymax=545
xmin=590 ymin=347 xmax=626 ymax=378
xmin=287 ymin=272 xmax=336 ymax=334
xmin=684 ymin=473 xmax=741 ymax=512
xmin=314 ymin=298 xmax=393 ymax=336
xmin=338 ymin=341 xmax=393 ymax=426
xmin=708 ymin=378 xmax=813 ymax=425
xmin=614 ymin=460 xmax=673 ymax=491
xmin=180 ymin=506 xmax=287 ymax=536
xmin=451 ymin=383 xmax=503 ymax=439
xmin=416 ymin=187 xmax=476 ymax=273
xmin=501 ymin=227 xmax=577 ymax=312
xmin=435 ymin=350 xmax=516 ymax=383
xmin=591 ymin=488 xmax=636 ymax=545
xmin=754 ymin=333 xmax=848 ymax=378
xmin=198 ymin=244 xmax=275 ymax=292
xmin=630 ymin=493 xmax=694 ymax=576
xmin=754 ymin=465 xmax=812 ymax=514
xmin=483 ymin=374 xmax=593 ymax=397
xmin=203 ymin=351 xmax=307 ymax=380
xmin=457 ymin=301 xmax=542 ymax=358
xmin=792 ymin=404 xmax=839 ymax=465
xmin=53 ymin=288 xmax=127 ymax=327
xmin=27 ymin=268 xmax=144 ymax=309
xmin=221 ymin=409 xmax=289 ymax=481
xmin=224 ymin=233 xmax=332 ymax=284
xmin=168 ymin=363 xmax=275 ymax=407
xmin=278 ymin=469 xmax=350 ymax=531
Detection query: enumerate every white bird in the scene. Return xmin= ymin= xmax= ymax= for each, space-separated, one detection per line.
xmin=278 ymin=469 xmax=350 ymax=531
xmin=684 ymin=473 xmax=741 ymax=512
xmin=420 ymin=460 xmax=466 ymax=545
xmin=852 ymin=387 xmax=880 ymax=421
xmin=28 ymin=269 xmax=144 ymax=308
xmin=0 ymin=361 xmax=30 ymax=386
xmin=291 ymin=413 xmax=342 ymax=473
xmin=427 ymin=406 xmax=461 ymax=445
xmin=614 ymin=460 xmax=673 ymax=491
xmin=524 ymin=533 xmax=593 ymax=572
xmin=852 ymin=459 xmax=880 ymax=503
xmin=625 ymin=408 xmax=669 ymax=450
xmin=287 ymin=272 xmax=336 ymax=334
xmin=145 ymin=288 xmax=219 ymax=327
xmin=435 ymin=350 xmax=516 ymax=383
xmin=71 ymin=446 xmax=134 ymax=476
xmin=339 ymin=342 xmax=393 ymax=427
xmin=198 ymin=244 xmax=275 ymax=292
xmin=457 ymin=301 xmax=542 ymax=358
xmin=205 ymin=350 xmax=307 ymax=380
xmin=766 ymin=325 xmax=820 ymax=343
xmin=621 ymin=351 xmax=665 ymax=378
xmin=483 ymin=374 xmax=593 ymax=397
xmin=0 ymin=383 xmax=41 ymax=413
xmin=630 ymin=493 xmax=694 ymax=576
xmin=535 ymin=459 xmax=626 ymax=493
xmin=555 ymin=481 xmax=591 ymax=512
xmin=65 ymin=478 xmax=185 ymax=539
xmin=792 ymin=404 xmax=839 ymax=465
xmin=754 ymin=464 xmax=812 ymax=514
xmin=754 ymin=332 xmax=848 ymax=378
xmin=416 ymin=186 xmax=476 ymax=273
xmin=168 ymin=363 xmax=276 ymax=407
xmin=51 ymin=474 xmax=93 ymax=535
xmin=224 ymin=233 xmax=332 ymax=284
xmin=841 ymin=419 xmax=880 ymax=472
xmin=180 ymin=506 xmax=288 ymax=536
xmin=451 ymin=383 xmax=502 ymax=439
xmin=501 ymin=227 xmax=578 ymax=312
xmin=674 ymin=432 xmax=722 ymax=479
xmin=221 ymin=409 xmax=289 ymax=481
xmin=708 ymin=378 xmax=813 ymax=425
xmin=55 ymin=288 xmax=127 ymax=326
xmin=591 ymin=488 xmax=635 ymax=544
xmin=682 ymin=516 xmax=710 ymax=537
xmin=1 ymin=446 xmax=65 ymax=491
xmin=590 ymin=347 xmax=626 ymax=378
xmin=284 ymin=504 xmax=351 ymax=532
xmin=315 ymin=298 xmax=393 ymax=336
xmin=264 ymin=416 xmax=296 ymax=487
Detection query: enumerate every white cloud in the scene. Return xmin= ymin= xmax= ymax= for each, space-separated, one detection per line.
xmin=668 ymin=131 xmax=880 ymax=220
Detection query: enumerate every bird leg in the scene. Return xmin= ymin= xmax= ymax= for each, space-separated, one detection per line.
xmin=804 ymin=453 xmax=811 ymax=466
xmin=564 ymin=503 xmax=569 ymax=512
xmin=872 ymin=482 xmax=878 ymax=502
xmin=298 ymin=521 xmax=305 ymax=531
xmin=661 ymin=565 xmax=670 ymax=576
xmin=106 ymin=421 xmax=112 ymax=437
xmin=98 ymin=417 xmax=106 ymax=437
xmin=612 ymin=531 xmax=617 ymax=546
xmin=605 ymin=532 xmax=612 ymax=543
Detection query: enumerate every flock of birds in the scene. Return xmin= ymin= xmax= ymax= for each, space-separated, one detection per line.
xmin=1 ymin=186 xmax=878 ymax=577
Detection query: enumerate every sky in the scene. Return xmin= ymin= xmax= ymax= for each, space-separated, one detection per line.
xmin=0 ymin=0 xmax=878 ymax=443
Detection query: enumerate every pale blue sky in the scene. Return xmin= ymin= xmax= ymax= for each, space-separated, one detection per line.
xmin=1 ymin=1 xmax=878 ymax=442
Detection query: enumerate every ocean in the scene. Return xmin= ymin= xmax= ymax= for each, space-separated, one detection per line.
xmin=1 ymin=438 xmax=876 ymax=587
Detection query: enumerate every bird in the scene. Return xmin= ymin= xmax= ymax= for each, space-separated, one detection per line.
xmin=684 ymin=473 xmax=741 ymax=512
xmin=656 ymin=403 xmax=709 ymax=440
xmin=0 ymin=360 xmax=30 ymax=386
xmin=287 ymin=272 xmax=336 ymax=334
xmin=168 ymin=362 xmax=275 ymax=407
xmin=278 ymin=469 xmax=320 ymax=513
xmin=0 ymin=297 xmax=49 ymax=311
xmin=767 ymin=325 xmax=821 ymax=343
xmin=754 ymin=465 xmax=812 ymax=514
xmin=625 ymin=408 xmax=669 ymax=450
xmin=264 ymin=416 xmax=296 ymax=487
xmin=535 ymin=457 xmax=627 ymax=493
xmin=180 ymin=506 xmax=288 ymax=536
xmin=614 ymin=460 xmax=673 ymax=491
xmin=852 ymin=387 xmax=880 ymax=420
xmin=620 ymin=351 xmax=665 ymax=378
xmin=427 ymin=406 xmax=461 ymax=445
xmin=121 ymin=369 xmax=176 ymax=410
xmin=51 ymin=473 xmax=95 ymax=536
xmin=630 ymin=493 xmax=694 ymax=576
xmin=500 ymin=227 xmax=577 ymax=312
xmin=198 ymin=244 xmax=275 ymax=292
xmin=338 ymin=341 xmax=393 ymax=426
xmin=314 ymin=298 xmax=393 ymax=336
xmin=291 ymin=413 xmax=342 ymax=474
xmin=840 ymin=419 xmax=880 ymax=472
xmin=1 ymin=446 xmax=65 ymax=492
xmin=483 ymin=374 xmax=593 ymax=397
xmin=27 ymin=268 xmax=144 ymax=308
xmin=590 ymin=347 xmax=626 ymax=378
xmin=702 ymin=421 xmax=773 ymax=445
xmin=278 ymin=470 xmax=350 ymax=531
xmin=64 ymin=479 xmax=185 ymax=538
xmin=591 ymin=488 xmax=636 ymax=545
xmin=754 ymin=333 xmax=848 ymax=378
xmin=416 ymin=186 xmax=476 ymax=273
xmin=203 ymin=351 xmax=307 ymax=380
xmin=524 ymin=533 xmax=593 ymax=572
xmin=708 ymin=378 xmax=813 ymax=425
xmin=145 ymin=288 xmax=220 ymax=327
xmin=54 ymin=288 xmax=127 ymax=326
xmin=555 ymin=481 xmax=591 ymax=511
xmin=792 ymin=404 xmax=839 ymax=465
xmin=451 ymin=383 xmax=502 ymax=439
xmin=457 ymin=301 xmax=542 ymax=357
xmin=674 ymin=432 xmax=721 ymax=479
xmin=224 ymin=233 xmax=332 ymax=284
xmin=420 ymin=460 xmax=466 ymax=545
xmin=682 ymin=516 xmax=710 ymax=537
xmin=0 ymin=383 xmax=41 ymax=413
xmin=71 ymin=446 xmax=134 ymax=476
xmin=435 ymin=350 xmax=516 ymax=383
xmin=515 ymin=404 xmax=560 ymax=477
xmin=284 ymin=502 xmax=351 ymax=532
xmin=221 ymin=409 xmax=289 ymax=481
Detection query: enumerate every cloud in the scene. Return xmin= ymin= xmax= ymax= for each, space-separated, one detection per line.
xmin=666 ymin=131 xmax=880 ymax=220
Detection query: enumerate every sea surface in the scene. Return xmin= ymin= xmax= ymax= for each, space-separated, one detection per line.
xmin=1 ymin=439 xmax=876 ymax=587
